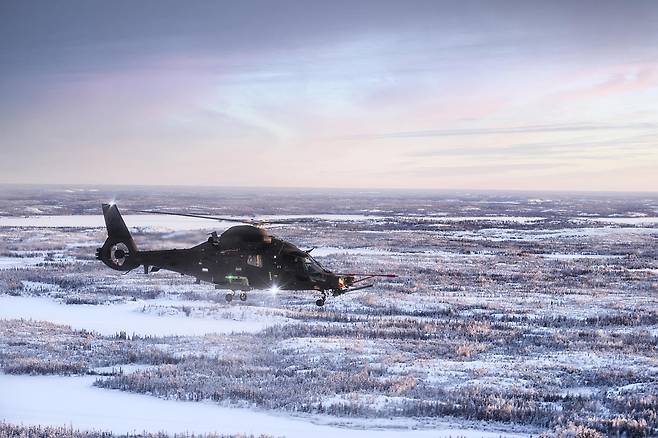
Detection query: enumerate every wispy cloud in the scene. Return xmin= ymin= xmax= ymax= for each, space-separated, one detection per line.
xmin=549 ymin=66 xmax=658 ymax=103
xmin=409 ymin=133 xmax=657 ymax=158
xmin=343 ymin=122 xmax=658 ymax=140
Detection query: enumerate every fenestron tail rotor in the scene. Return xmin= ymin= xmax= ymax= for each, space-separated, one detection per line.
xmin=109 ymin=242 xmax=130 ymax=266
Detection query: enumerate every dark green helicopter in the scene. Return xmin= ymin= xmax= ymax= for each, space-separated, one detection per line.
xmin=96 ymin=204 xmax=396 ymax=306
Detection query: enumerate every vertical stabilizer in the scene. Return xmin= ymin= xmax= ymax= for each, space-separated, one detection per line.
xmin=96 ymin=203 xmax=139 ymax=271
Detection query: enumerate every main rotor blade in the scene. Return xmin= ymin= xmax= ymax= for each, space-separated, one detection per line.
xmin=133 ymin=209 xmax=257 ymax=225
xmin=338 ymin=273 xmax=398 ymax=278
xmin=132 ymin=210 xmax=321 ymax=227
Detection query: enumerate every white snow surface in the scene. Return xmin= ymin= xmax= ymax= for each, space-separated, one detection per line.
xmin=578 ymin=216 xmax=658 ymax=225
xmin=450 ymin=226 xmax=657 ymax=242
xmin=0 ymin=295 xmax=273 ymax=336
xmin=312 ymin=247 xmax=493 ymax=258
xmin=0 ymin=214 xmax=399 ymax=230
xmin=312 ymin=247 xmax=405 ymax=257
xmin=0 ymin=373 xmax=528 ymax=437
xmin=0 ymin=256 xmax=44 ymax=269
xmin=422 ymin=216 xmax=545 ymax=223
xmin=541 ymin=253 xmax=624 ymax=260
xmin=0 ymin=213 xmax=562 ymax=230
xmin=0 ymin=215 xmax=238 ymax=231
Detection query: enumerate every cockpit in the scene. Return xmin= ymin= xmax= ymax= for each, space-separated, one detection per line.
xmin=302 ymin=255 xmax=325 ymax=275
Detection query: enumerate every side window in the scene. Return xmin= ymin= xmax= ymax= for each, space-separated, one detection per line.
xmin=247 ymin=255 xmax=262 ymax=268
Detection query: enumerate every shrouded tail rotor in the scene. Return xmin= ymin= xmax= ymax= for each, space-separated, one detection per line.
xmin=96 ymin=203 xmax=140 ymax=271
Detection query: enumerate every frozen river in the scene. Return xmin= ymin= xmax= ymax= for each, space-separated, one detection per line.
xmin=0 ymin=373 xmax=528 ymax=437
xmin=0 ymin=295 xmax=276 ymax=336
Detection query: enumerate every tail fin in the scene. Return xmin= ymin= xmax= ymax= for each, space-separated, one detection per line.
xmin=96 ymin=203 xmax=139 ymax=271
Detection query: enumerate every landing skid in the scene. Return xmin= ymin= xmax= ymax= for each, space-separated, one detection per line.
xmin=217 ymin=284 xmax=376 ymax=307
xmin=224 ymin=290 xmax=249 ymax=302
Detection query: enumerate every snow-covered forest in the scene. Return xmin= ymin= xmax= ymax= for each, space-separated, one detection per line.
xmin=0 ymin=422 xmax=271 ymax=438
xmin=0 ymin=187 xmax=656 ymax=437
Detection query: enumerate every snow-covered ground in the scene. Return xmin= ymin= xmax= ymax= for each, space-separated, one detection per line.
xmin=0 ymin=256 xmax=45 ymax=269
xmin=411 ymin=216 xmax=546 ymax=223
xmin=449 ymin=226 xmax=657 ymax=242
xmin=5 ymin=212 xmax=655 ymax=230
xmin=577 ymin=216 xmax=658 ymax=225
xmin=0 ymin=213 xmax=545 ymax=230
xmin=0 ymin=214 xmax=236 ymax=231
xmin=1 ymin=189 xmax=657 ymax=437
xmin=0 ymin=373 xmax=527 ymax=438
xmin=540 ymin=253 xmax=625 ymax=260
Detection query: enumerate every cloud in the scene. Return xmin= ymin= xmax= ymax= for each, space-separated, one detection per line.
xmin=409 ymin=133 xmax=657 ymax=158
xmin=389 ymin=161 xmax=574 ymax=177
xmin=344 ymin=122 xmax=658 ymax=140
xmin=549 ymin=66 xmax=658 ymax=103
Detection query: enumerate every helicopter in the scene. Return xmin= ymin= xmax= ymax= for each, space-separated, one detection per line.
xmin=96 ymin=203 xmax=396 ymax=306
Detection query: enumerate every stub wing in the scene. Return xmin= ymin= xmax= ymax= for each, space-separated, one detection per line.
xmin=332 ymin=273 xmax=397 ymax=295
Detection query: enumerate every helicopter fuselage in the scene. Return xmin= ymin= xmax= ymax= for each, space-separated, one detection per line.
xmin=96 ymin=203 xmax=393 ymax=306
xmin=131 ymin=233 xmax=345 ymax=293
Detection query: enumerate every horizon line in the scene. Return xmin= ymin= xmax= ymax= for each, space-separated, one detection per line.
xmin=0 ymin=182 xmax=657 ymax=196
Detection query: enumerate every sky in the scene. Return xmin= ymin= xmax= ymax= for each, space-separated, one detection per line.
xmin=1 ymin=0 xmax=657 ymax=191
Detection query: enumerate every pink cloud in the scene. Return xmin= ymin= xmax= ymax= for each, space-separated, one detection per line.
xmin=549 ymin=64 xmax=658 ymax=103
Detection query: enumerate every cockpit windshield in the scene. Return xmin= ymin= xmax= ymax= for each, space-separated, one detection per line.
xmin=302 ymin=255 xmax=325 ymax=274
